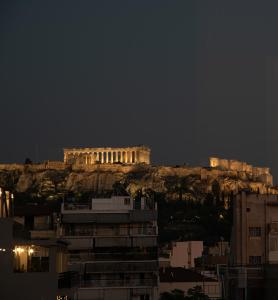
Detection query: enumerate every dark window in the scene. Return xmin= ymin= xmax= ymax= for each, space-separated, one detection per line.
xmin=124 ymin=198 xmax=130 ymax=205
xmin=249 ymin=227 xmax=261 ymax=237
xmin=25 ymin=216 xmax=34 ymax=230
xmin=249 ymin=256 xmax=262 ymax=265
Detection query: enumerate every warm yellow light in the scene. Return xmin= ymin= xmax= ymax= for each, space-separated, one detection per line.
xmin=14 ymin=247 xmax=25 ymax=254
xmin=28 ymin=248 xmax=34 ymax=255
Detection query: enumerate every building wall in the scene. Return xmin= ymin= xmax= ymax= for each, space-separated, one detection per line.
xmin=91 ymin=196 xmax=133 ymax=211
xmin=231 ymin=193 xmax=278 ymax=265
xmin=170 ymin=241 xmax=203 ymax=268
xmin=0 ymin=218 xmax=59 ymax=300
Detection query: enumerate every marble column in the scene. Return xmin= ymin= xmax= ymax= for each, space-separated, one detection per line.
xmin=101 ymin=152 xmax=104 ymax=164
xmin=115 ymin=152 xmax=118 ymax=163
xmin=111 ymin=152 xmax=114 ymax=163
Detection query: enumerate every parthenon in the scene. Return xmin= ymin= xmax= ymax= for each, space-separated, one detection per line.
xmin=63 ymin=146 xmax=151 ymax=165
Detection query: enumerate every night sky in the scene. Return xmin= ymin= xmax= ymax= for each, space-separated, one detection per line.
xmin=1 ymin=1 xmax=278 ymax=182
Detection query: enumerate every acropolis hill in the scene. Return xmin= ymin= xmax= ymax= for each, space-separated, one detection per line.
xmin=0 ymin=146 xmax=276 ymax=200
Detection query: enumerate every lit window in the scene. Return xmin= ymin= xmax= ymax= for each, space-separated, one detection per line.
xmin=13 ymin=245 xmax=49 ymax=272
xmin=249 ymin=227 xmax=261 ymax=237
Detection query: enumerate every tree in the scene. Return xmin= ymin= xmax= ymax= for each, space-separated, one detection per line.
xmin=24 ymin=158 xmax=32 ymax=164
xmin=165 ymin=176 xmax=197 ymax=201
xmin=112 ymin=181 xmax=127 ymax=196
xmin=160 ymin=286 xmax=210 ymax=300
xmin=185 ymin=286 xmax=209 ymax=300
xmin=160 ymin=289 xmax=185 ymax=300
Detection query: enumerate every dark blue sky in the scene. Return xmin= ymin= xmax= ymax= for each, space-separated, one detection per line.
xmin=1 ymin=1 xmax=278 ymax=181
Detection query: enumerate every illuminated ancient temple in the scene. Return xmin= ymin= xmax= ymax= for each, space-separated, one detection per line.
xmin=63 ymin=146 xmax=151 ymax=165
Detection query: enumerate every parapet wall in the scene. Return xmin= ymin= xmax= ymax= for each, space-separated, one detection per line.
xmin=0 ymin=161 xmax=68 ymax=172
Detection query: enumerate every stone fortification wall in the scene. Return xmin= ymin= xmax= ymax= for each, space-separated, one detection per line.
xmin=0 ymin=161 xmax=68 ymax=172
xmin=209 ymin=157 xmax=273 ymax=186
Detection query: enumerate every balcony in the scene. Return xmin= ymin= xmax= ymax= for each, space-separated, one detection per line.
xmin=80 ymin=278 xmax=158 ymax=288
xmin=64 ymin=236 xmax=157 ymax=250
xmin=61 ymin=210 xmax=157 ymax=224
xmin=84 ymin=261 xmax=158 ymax=273
xmin=63 ymin=226 xmax=157 ymax=237
xmin=69 ymin=251 xmax=157 ymax=262
xmin=30 ymin=230 xmax=56 ymax=239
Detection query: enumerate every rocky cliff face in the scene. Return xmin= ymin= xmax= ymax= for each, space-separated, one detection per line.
xmin=0 ymin=163 xmax=276 ymax=200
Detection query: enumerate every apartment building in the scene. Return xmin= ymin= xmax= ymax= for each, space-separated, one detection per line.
xmin=59 ymin=195 xmax=159 ymax=300
xmin=226 ymin=192 xmax=278 ymax=300
xmin=0 ymin=187 xmax=77 ymax=300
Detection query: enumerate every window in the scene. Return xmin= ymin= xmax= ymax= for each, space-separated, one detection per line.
xmin=249 ymin=256 xmax=262 ymax=265
xmin=249 ymin=227 xmax=261 ymax=237
xmin=270 ymin=237 xmax=278 ymax=251
xmin=124 ymin=198 xmax=130 ymax=205
xmin=13 ymin=245 xmax=49 ymax=272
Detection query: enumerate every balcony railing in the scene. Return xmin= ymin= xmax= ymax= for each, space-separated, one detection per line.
xmin=61 ymin=210 xmax=157 ymax=223
xmin=69 ymin=252 xmax=157 ymax=262
xmin=64 ymin=236 xmax=157 ymax=249
xmin=80 ymin=278 xmax=157 ymax=288
xmin=63 ymin=203 xmax=91 ymax=211
xmin=63 ymin=227 xmax=157 ymax=236
xmin=58 ymin=271 xmax=79 ymax=289
xmin=84 ymin=261 xmax=158 ymax=273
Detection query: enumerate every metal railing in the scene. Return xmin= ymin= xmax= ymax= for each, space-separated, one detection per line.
xmin=85 ymin=261 xmax=158 ymax=273
xmin=69 ymin=252 xmax=157 ymax=261
xmin=80 ymin=278 xmax=157 ymax=288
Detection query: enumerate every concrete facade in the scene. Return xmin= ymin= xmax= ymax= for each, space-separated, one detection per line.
xmin=224 ymin=192 xmax=278 ymax=300
xmin=64 ymin=146 xmax=151 ymax=165
xmin=231 ymin=192 xmax=278 ymax=265
xmin=170 ymin=241 xmax=203 ymax=269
